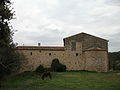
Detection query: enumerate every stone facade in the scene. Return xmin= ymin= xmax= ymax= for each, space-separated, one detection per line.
xmin=17 ymin=32 xmax=109 ymax=72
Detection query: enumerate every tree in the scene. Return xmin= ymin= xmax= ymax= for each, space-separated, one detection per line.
xmin=51 ymin=59 xmax=66 ymax=72
xmin=109 ymin=51 xmax=120 ymax=70
xmin=0 ymin=0 xmax=20 ymax=87
xmin=35 ymin=65 xmax=45 ymax=73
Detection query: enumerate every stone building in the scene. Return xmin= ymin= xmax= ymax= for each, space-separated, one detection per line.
xmin=17 ymin=32 xmax=109 ymax=72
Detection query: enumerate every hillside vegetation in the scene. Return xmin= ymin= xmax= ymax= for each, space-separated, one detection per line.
xmin=109 ymin=51 xmax=120 ymax=70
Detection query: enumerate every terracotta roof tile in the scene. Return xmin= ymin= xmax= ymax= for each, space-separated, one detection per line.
xmin=17 ymin=46 xmax=65 ymax=51
xmin=85 ymin=47 xmax=107 ymax=51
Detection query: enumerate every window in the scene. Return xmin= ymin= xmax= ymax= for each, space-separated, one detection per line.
xmin=30 ymin=52 xmax=32 ymax=55
xmin=71 ymin=41 xmax=76 ymax=51
xmin=76 ymin=53 xmax=78 ymax=56
xmin=49 ymin=53 xmax=51 ymax=56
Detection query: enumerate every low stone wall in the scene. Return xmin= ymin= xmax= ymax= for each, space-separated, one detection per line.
xmin=18 ymin=50 xmax=84 ymax=72
xmin=84 ymin=51 xmax=108 ymax=72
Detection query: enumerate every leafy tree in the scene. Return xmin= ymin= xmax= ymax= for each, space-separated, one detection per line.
xmin=0 ymin=0 xmax=21 ymax=87
xmin=35 ymin=65 xmax=45 ymax=73
xmin=109 ymin=51 xmax=120 ymax=70
xmin=51 ymin=59 xmax=66 ymax=72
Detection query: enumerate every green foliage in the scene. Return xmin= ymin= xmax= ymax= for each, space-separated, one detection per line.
xmin=44 ymin=67 xmax=52 ymax=72
xmin=0 ymin=0 xmax=14 ymax=21
xmin=35 ymin=65 xmax=52 ymax=74
xmin=112 ymin=61 xmax=120 ymax=70
xmin=109 ymin=51 xmax=120 ymax=70
xmin=51 ymin=59 xmax=66 ymax=72
xmin=35 ymin=65 xmax=45 ymax=73
xmin=0 ymin=0 xmax=21 ymax=83
xmin=0 ymin=0 xmax=14 ymax=47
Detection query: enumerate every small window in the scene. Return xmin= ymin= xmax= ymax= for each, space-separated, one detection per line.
xmin=76 ymin=53 xmax=78 ymax=56
xmin=49 ymin=53 xmax=51 ymax=56
xmin=30 ymin=52 xmax=32 ymax=55
xmin=71 ymin=41 xmax=76 ymax=51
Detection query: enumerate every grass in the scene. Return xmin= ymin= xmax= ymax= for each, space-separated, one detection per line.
xmin=1 ymin=71 xmax=120 ymax=90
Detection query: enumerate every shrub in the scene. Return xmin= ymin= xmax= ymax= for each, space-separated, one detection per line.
xmin=44 ymin=68 xmax=52 ymax=72
xmin=51 ymin=59 xmax=66 ymax=72
xmin=35 ymin=65 xmax=44 ymax=73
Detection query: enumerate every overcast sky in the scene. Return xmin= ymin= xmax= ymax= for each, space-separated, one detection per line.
xmin=11 ymin=0 xmax=120 ymax=52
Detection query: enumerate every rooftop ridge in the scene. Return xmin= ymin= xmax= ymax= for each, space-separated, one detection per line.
xmin=16 ymin=46 xmax=65 ymax=51
xmin=64 ymin=32 xmax=109 ymax=41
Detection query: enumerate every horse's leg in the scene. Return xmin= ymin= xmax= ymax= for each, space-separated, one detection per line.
xmin=46 ymin=74 xmax=48 ymax=80
xmin=42 ymin=74 xmax=44 ymax=80
xmin=49 ymin=74 xmax=52 ymax=79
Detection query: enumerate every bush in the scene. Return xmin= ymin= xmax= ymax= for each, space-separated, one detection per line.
xmin=44 ymin=68 xmax=52 ymax=72
xmin=51 ymin=59 xmax=66 ymax=72
xmin=113 ymin=61 xmax=120 ymax=70
xmin=109 ymin=51 xmax=120 ymax=71
xmin=35 ymin=65 xmax=44 ymax=73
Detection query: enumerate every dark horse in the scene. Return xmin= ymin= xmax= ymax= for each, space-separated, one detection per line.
xmin=41 ymin=71 xmax=52 ymax=80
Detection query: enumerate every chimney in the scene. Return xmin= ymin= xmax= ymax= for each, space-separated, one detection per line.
xmin=38 ymin=43 xmax=41 ymax=46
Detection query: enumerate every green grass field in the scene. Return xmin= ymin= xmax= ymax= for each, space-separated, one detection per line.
xmin=1 ymin=71 xmax=120 ymax=90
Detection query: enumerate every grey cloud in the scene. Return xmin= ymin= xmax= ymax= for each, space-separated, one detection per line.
xmin=41 ymin=0 xmax=97 ymax=25
xmin=99 ymin=32 xmax=120 ymax=52
xmin=88 ymin=10 xmax=120 ymax=25
xmin=85 ymin=11 xmax=120 ymax=33
xmin=108 ymin=32 xmax=120 ymax=51
xmin=105 ymin=0 xmax=120 ymax=6
xmin=12 ymin=0 xmax=120 ymax=52
xmin=14 ymin=27 xmax=66 ymax=46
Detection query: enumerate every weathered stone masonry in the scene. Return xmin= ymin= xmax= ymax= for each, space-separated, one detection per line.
xmin=17 ymin=32 xmax=109 ymax=72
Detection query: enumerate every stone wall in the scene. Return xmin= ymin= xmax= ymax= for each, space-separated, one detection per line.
xmin=64 ymin=33 xmax=108 ymax=51
xmin=82 ymin=34 xmax=108 ymax=51
xmin=18 ymin=49 xmax=84 ymax=72
xmin=84 ymin=51 xmax=108 ymax=72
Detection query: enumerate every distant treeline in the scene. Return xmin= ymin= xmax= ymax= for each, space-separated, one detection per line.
xmin=109 ymin=51 xmax=120 ymax=70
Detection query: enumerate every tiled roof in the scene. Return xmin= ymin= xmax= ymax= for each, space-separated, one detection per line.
xmin=16 ymin=46 xmax=65 ymax=51
xmin=85 ymin=47 xmax=107 ymax=51
xmin=64 ymin=32 xmax=108 ymax=41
